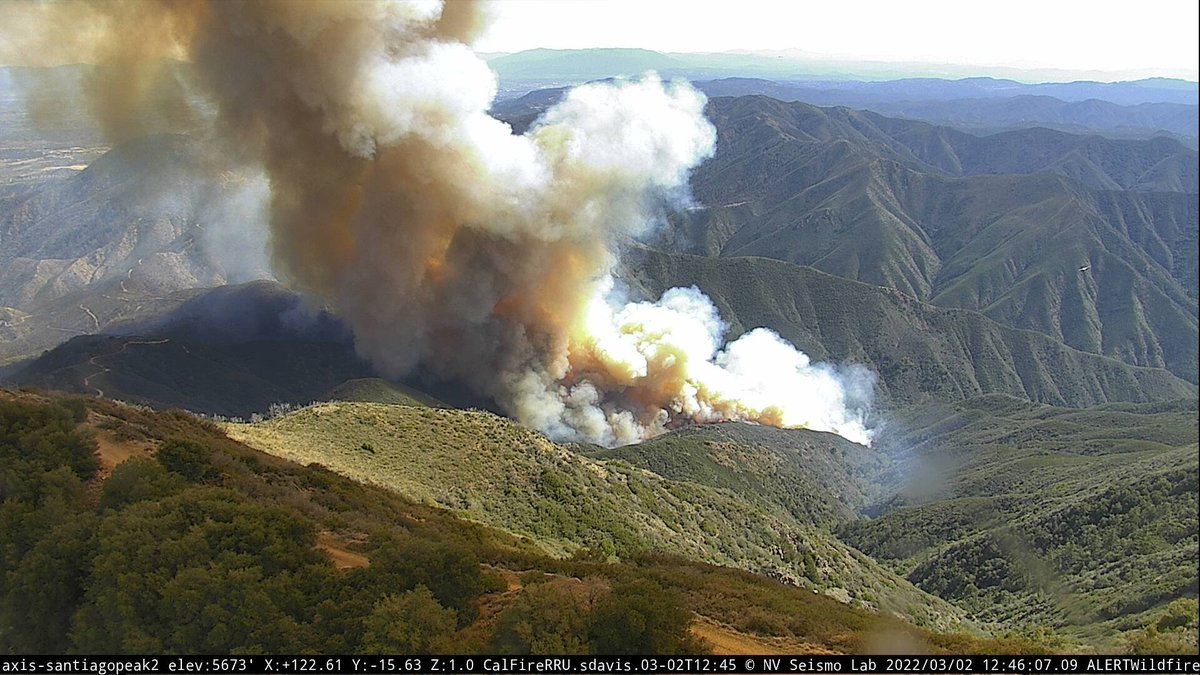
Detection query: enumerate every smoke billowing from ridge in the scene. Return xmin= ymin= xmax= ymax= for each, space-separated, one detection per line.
xmin=2 ymin=0 xmax=874 ymax=446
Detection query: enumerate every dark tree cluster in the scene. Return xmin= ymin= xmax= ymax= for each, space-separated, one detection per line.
xmin=0 ymin=398 xmax=703 ymax=655
xmin=490 ymin=576 xmax=705 ymax=655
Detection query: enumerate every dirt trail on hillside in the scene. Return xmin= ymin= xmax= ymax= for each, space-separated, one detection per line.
xmin=90 ymin=427 xmax=154 ymax=478
xmin=315 ymin=531 xmax=370 ymax=570
xmin=691 ymin=618 xmax=838 ymax=655
xmin=81 ymin=338 xmax=171 ymax=397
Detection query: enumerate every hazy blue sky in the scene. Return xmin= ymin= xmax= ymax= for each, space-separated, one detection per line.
xmin=475 ymin=0 xmax=1199 ymax=81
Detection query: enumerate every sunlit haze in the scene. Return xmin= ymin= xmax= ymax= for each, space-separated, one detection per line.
xmin=476 ymin=0 xmax=1200 ymax=81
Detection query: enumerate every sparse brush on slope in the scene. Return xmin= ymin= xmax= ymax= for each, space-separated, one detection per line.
xmin=223 ymin=401 xmax=968 ymax=630
xmin=839 ymin=394 xmax=1199 ymax=649
xmin=586 ymin=423 xmax=893 ymax=527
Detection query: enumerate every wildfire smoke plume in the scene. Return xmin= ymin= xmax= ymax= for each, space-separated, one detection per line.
xmin=1 ymin=0 xmax=874 ymax=446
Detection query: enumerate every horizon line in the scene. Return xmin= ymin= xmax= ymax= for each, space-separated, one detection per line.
xmin=476 ymin=47 xmax=1200 ymax=85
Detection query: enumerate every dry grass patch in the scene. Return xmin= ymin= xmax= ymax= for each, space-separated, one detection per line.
xmin=691 ymin=617 xmax=837 ymax=655
xmin=315 ymin=531 xmax=370 ymax=570
xmin=89 ymin=429 xmax=154 ymax=478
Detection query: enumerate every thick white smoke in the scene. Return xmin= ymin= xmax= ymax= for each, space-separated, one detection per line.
xmin=565 ymin=280 xmax=875 ymax=446
xmin=2 ymin=0 xmax=876 ymax=447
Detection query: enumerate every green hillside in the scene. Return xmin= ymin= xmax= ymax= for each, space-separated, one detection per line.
xmin=585 ymin=423 xmax=892 ymax=528
xmin=223 ymin=402 xmax=967 ymax=630
xmin=626 ymin=248 xmax=1196 ymax=406
xmin=839 ymin=395 xmax=1199 ymax=645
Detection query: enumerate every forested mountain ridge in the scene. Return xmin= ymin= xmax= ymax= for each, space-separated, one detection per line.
xmin=692 ymin=96 xmax=1197 ymax=193
xmin=690 ymin=79 xmax=1199 ymax=144
xmin=624 ymin=248 xmax=1195 ymax=406
xmin=666 ymin=97 xmax=1198 ymax=383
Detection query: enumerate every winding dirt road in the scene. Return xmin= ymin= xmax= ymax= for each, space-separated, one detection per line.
xmin=83 ymin=338 xmax=170 ymax=398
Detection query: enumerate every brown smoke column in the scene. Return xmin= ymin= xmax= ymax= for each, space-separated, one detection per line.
xmin=1 ymin=0 xmax=874 ymax=446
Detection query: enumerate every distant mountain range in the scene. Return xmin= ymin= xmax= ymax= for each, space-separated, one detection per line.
xmin=485 ymin=49 xmax=1199 ymax=106
xmin=693 ymin=79 xmax=1198 ymax=144
xmin=676 ymin=97 xmax=1198 ymax=384
xmin=487 ymin=49 xmax=1198 ymax=146
xmin=5 ymin=121 xmax=1195 ymax=412
xmin=694 ymin=74 xmax=1199 ymax=107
